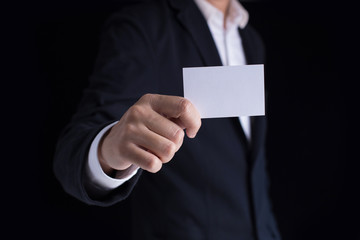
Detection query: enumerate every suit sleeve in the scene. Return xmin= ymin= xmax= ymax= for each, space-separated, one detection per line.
xmin=53 ymin=10 xmax=158 ymax=206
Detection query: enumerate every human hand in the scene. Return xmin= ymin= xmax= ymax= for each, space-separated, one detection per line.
xmin=98 ymin=94 xmax=202 ymax=175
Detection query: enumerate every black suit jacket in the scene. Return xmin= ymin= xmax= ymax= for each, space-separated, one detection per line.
xmin=54 ymin=0 xmax=281 ymax=239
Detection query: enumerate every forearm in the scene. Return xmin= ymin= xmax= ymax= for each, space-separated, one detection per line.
xmin=53 ymin=9 xmax=157 ymax=206
xmin=53 ymin=120 xmax=108 ymax=204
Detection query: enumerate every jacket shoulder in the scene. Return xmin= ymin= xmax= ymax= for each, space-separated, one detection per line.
xmin=104 ymin=0 xmax=170 ymax=27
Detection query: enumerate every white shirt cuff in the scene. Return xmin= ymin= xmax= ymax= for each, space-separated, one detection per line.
xmin=86 ymin=121 xmax=139 ymax=191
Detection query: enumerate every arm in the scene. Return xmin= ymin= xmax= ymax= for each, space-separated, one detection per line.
xmin=84 ymin=95 xmax=201 ymax=199
xmin=53 ymin=9 xmax=201 ymax=206
xmin=53 ymin=9 xmax=158 ymax=206
xmin=98 ymin=94 xmax=201 ymax=175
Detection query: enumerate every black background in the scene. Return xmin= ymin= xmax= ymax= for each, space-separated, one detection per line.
xmin=3 ymin=0 xmax=356 ymax=239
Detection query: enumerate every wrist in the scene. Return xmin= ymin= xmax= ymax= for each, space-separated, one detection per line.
xmin=98 ymin=131 xmax=115 ymax=177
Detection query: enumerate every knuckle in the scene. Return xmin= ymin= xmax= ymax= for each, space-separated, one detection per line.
xmin=145 ymin=156 xmax=162 ymax=173
xmin=161 ymin=141 xmax=176 ymax=159
xmin=173 ymin=127 xmax=185 ymax=145
xmin=128 ymin=105 xmax=146 ymax=119
xmin=141 ymin=93 xmax=154 ymax=104
xmin=179 ymin=98 xmax=191 ymax=114
xmin=122 ymin=123 xmax=137 ymax=137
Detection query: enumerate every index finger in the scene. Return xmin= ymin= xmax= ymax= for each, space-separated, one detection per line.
xmin=141 ymin=94 xmax=201 ymax=138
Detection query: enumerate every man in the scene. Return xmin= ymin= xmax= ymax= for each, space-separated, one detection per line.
xmin=54 ymin=0 xmax=281 ymax=239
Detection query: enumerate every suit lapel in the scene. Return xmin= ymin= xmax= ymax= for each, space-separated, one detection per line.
xmin=168 ymin=0 xmax=222 ymax=66
xmin=168 ymin=0 xmax=251 ymax=148
xmin=238 ymin=25 xmax=265 ymax=65
xmin=169 ymin=0 xmax=266 ymax=162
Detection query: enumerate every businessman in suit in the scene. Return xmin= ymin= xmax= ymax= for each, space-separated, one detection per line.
xmin=54 ymin=0 xmax=281 ymax=239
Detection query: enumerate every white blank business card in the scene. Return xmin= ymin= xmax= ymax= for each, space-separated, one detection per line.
xmin=183 ymin=65 xmax=265 ymax=119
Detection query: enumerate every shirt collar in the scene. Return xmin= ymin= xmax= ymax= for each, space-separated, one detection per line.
xmin=194 ymin=0 xmax=249 ymax=29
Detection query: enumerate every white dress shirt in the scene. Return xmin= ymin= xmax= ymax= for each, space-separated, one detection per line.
xmin=85 ymin=0 xmax=251 ymax=193
xmin=194 ymin=0 xmax=250 ymax=139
